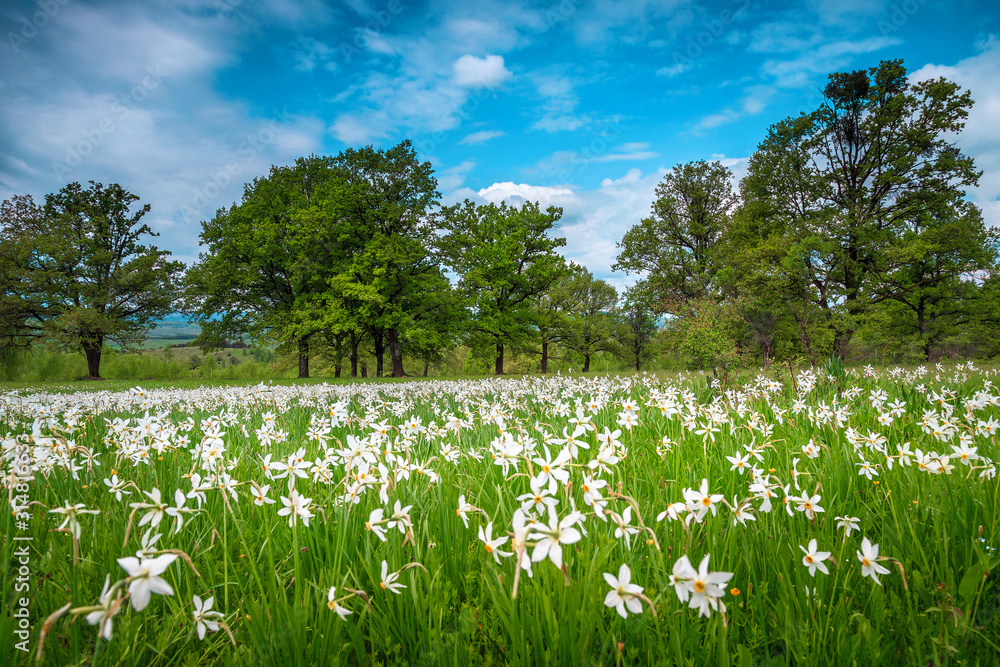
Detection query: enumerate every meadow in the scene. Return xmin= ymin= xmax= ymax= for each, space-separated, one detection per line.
xmin=2 ymin=363 xmax=998 ymax=666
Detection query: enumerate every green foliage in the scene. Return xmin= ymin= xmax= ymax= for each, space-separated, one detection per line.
xmin=671 ymin=296 xmax=747 ymax=384
xmin=739 ymin=59 xmax=983 ymax=360
xmin=439 ymin=199 xmax=567 ymax=374
xmin=616 ymin=283 xmax=659 ymax=372
xmin=0 ymin=183 xmax=183 ymax=378
xmin=614 ymin=160 xmax=737 ymax=310
xmin=557 ymin=265 xmax=619 ymax=373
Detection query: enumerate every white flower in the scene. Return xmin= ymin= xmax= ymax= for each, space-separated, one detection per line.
xmin=530 ymin=505 xmax=583 ymax=569
xmin=116 ymin=553 xmax=177 ymax=611
xmin=84 ymin=574 xmax=120 ymax=641
xmin=327 ymin=587 xmax=352 ymax=619
xmin=799 ymin=539 xmax=831 ymax=576
xmin=277 ymin=490 xmax=314 ymax=527
xmin=836 ymin=515 xmax=861 ymax=537
xmin=857 ymin=537 xmax=891 ymax=585
xmin=379 ymin=560 xmax=406 ymax=594
xmin=192 ymin=595 xmax=224 ymax=640
xmin=603 ymin=563 xmax=644 ymax=619
xmin=49 ymin=501 xmax=99 ymax=539
xmin=478 ymin=522 xmax=512 ymax=563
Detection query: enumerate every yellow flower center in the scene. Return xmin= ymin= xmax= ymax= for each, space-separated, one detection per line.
xmin=693 ymin=580 xmax=706 ymax=594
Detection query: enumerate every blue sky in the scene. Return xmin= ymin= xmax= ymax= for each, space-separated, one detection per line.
xmin=2 ymin=0 xmax=998 ymax=291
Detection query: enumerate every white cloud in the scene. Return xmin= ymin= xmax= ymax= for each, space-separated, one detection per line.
xmin=437 ymin=160 xmax=477 ymax=192
xmin=452 ymin=54 xmax=512 ymax=88
xmin=471 ymin=167 xmax=670 ymax=290
xmin=0 ymin=2 xmax=327 ymax=267
xmin=329 ymin=113 xmax=390 ymax=145
xmin=656 ymin=62 xmax=690 ymax=78
xmin=459 ymin=130 xmax=506 ymax=145
xmin=531 ymin=74 xmax=590 ymax=133
xmin=910 ymin=35 xmax=1000 ymax=231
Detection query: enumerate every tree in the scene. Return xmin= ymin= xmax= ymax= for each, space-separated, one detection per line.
xmin=613 ymin=160 xmax=737 ymax=312
xmin=869 ymin=202 xmax=997 ymax=360
xmin=326 ymin=140 xmax=441 ymax=378
xmin=558 ymin=266 xmax=618 ymax=373
xmin=0 ymin=195 xmax=53 ymax=352
xmin=616 ymin=283 xmax=658 ymax=372
xmin=529 ymin=257 xmax=572 ymax=374
xmin=0 ymin=182 xmax=182 ymax=378
xmin=185 ymin=156 xmax=342 ymax=378
xmin=439 ymin=200 xmax=567 ymax=374
xmin=741 ymin=59 xmax=981 ymax=359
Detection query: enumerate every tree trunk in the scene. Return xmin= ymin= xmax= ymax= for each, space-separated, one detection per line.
xmin=494 ymin=342 xmax=504 ymax=375
xmin=582 ymin=353 xmax=591 ymax=373
xmin=423 ymin=358 xmax=430 ymax=377
xmin=361 ymin=361 xmax=367 ymax=378
xmin=387 ymin=328 xmax=405 ymax=377
xmin=334 ymin=361 xmax=341 ymax=378
xmin=373 ymin=331 xmax=385 ymax=378
xmin=540 ymin=340 xmax=549 ymax=374
xmin=349 ymin=331 xmax=359 ymax=378
xmin=918 ymin=302 xmax=930 ymax=361
xmin=83 ymin=337 xmax=103 ymax=379
xmin=298 ymin=337 xmax=310 ymax=378
xmin=635 ymin=343 xmax=641 ymax=372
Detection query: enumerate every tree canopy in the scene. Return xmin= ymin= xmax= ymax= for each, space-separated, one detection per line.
xmin=0 ymin=182 xmax=182 ymax=378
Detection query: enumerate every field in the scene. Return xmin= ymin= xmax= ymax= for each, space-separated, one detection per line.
xmin=2 ymin=364 xmax=999 ymax=666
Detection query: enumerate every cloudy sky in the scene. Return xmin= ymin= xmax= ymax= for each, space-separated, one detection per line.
xmin=1 ymin=0 xmax=998 ymax=291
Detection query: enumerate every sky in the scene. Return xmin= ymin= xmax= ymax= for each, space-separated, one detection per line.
xmin=1 ymin=0 xmax=998 ymax=293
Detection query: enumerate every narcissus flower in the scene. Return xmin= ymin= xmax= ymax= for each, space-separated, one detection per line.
xmin=603 ymin=563 xmax=644 ymax=619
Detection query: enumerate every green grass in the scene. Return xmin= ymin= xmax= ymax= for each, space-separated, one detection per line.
xmin=1 ymin=364 xmax=998 ymax=665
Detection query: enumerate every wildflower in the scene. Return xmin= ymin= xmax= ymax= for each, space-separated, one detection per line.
xmin=103 ymin=474 xmax=132 ymax=501
xmin=799 ymin=539 xmax=831 ymax=576
xmin=134 ymin=487 xmax=167 ymax=528
xmin=836 ymin=516 xmax=861 ymax=537
xmin=116 ymin=553 xmax=178 ymax=611
xmin=669 ymin=555 xmax=696 ymax=602
xmin=277 ymin=490 xmax=314 ymax=528
xmin=165 ymin=488 xmax=197 ymax=533
xmin=379 ymin=560 xmax=406 ymax=594
xmin=327 ymin=587 xmax=353 ymax=619
xmin=684 ymin=478 xmax=724 ymax=523
xmin=672 ymin=554 xmax=733 ymax=618
xmin=192 ymin=595 xmax=224 ymax=640
xmin=795 ymin=493 xmax=824 ymax=520
xmin=603 ymin=563 xmax=644 ymax=619
xmin=727 ymin=452 xmax=750 ymax=475
xmin=478 ymin=522 xmax=512 ymax=563
xmin=250 ymin=481 xmax=276 ymax=506
xmin=456 ymin=494 xmax=475 ymax=528
xmin=386 ymin=500 xmax=412 ymax=534
xmin=84 ymin=574 xmax=120 ymax=641
xmin=531 ymin=504 xmax=583 ymax=569
xmin=366 ymin=508 xmax=387 ymax=541
xmin=49 ymin=501 xmax=99 ymax=539
xmin=857 ymin=537 xmax=890 ymax=585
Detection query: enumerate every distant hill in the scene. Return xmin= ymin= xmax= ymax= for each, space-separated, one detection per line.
xmin=147 ymin=318 xmax=201 ymax=340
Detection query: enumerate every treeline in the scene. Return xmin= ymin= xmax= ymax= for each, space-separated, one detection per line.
xmin=618 ymin=59 xmax=1000 ymax=378
xmin=2 ymin=59 xmax=998 ymax=381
